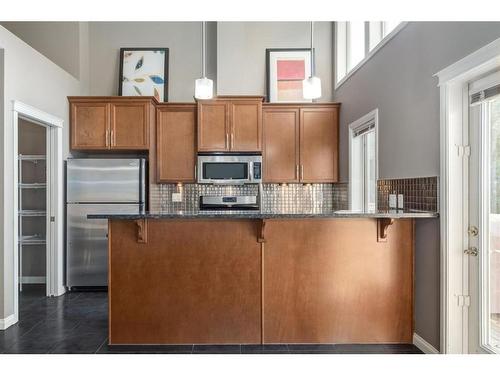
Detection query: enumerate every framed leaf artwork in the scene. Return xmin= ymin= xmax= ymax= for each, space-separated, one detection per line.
xmin=266 ymin=48 xmax=313 ymax=103
xmin=118 ymin=48 xmax=169 ymax=102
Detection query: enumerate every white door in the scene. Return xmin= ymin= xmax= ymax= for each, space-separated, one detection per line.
xmin=468 ymin=71 xmax=500 ymax=354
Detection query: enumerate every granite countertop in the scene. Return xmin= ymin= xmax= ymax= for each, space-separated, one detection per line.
xmin=88 ymin=209 xmax=438 ymax=220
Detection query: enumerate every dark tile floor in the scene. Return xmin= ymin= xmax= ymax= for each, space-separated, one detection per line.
xmin=0 ymin=285 xmax=423 ymax=354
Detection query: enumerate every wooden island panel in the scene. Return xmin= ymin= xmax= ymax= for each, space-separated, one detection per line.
xmin=108 ymin=218 xmax=414 ymax=345
xmin=263 ymin=219 xmax=414 ymax=344
xmin=109 ymin=219 xmax=262 ymax=345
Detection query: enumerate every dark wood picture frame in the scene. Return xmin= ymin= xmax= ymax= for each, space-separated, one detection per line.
xmin=265 ymin=48 xmax=314 ymax=103
xmin=118 ymin=47 xmax=169 ymax=102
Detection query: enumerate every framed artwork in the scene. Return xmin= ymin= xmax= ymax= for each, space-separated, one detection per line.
xmin=266 ymin=48 xmax=313 ymax=103
xmin=118 ymin=47 xmax=169 ymax=102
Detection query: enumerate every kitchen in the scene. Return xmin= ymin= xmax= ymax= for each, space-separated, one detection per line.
xmin=1 ymin=17 xmax=499 ymax=363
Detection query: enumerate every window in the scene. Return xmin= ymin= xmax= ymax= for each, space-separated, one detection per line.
xmin=349 ymin=109 xmax=378 ymax=212
xmin=335 ymin=22 xmax=404 ymax=86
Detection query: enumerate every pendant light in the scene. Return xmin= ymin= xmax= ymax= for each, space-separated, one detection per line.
xmin=195 ymin=21 xmax=214 ymax=99
xmin=303 ymin=21 xmax=322 ymax=100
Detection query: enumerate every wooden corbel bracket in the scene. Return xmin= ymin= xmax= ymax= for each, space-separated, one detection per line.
xmin=258 ymin=219 xmax=267 ymax=243
xmin=135 ymin=218 xmax=148 ymax=243
xmin=377 ymin=218 xmax=394 ymax=242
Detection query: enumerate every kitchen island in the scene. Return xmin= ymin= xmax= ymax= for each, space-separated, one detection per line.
xmin=89 ymin=211 xmax=437 ymax=345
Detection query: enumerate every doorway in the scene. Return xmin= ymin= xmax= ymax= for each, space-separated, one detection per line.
xmin=11 ymin=101 xmax=65 ymax=327
xmin=468 ymin=71 xmax=500 ymax=353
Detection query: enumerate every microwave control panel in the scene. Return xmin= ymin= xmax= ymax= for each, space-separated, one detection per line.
xmin=253 ymin=162 xmax=262 ymax=180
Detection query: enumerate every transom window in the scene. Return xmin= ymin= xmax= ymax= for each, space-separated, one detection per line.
xmin=335 ymin=22 xmax=403 ymax=86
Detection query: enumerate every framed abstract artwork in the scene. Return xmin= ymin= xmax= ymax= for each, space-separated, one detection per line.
xmin=266 ymin=48 xmax=313 ymax=103
xmin=118 ymin=47 xmax=169 ymax=102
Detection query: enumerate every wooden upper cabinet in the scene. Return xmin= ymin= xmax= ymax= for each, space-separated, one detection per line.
xmin=300 ymin=106 xmax=339 ymax=183
xmin=263 ymin=107 xmax=300 ymax=183
xmin=70 ymin=102 xmax=109 ymax=150
xmin=110 ymin=101 xmax=150 ymax=150
xmin=263 ymin=104 xmax=339 ymax=183
xmin=69 ymin=97 xmax=154 ymax=151
xmin=197 ymin=101 xmax=229 ymax=151
xmin=157 ymin=104 xmax=197 ymax=183
xmin=197 ymin=97 xmax=263 ymax=152
xmin=230 ymin=101 xmax=262 ymax=151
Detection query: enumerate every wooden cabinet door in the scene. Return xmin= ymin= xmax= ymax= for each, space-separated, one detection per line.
xmin=110 ymin=101 xmax=150 ymax=150
xmin=300 ymin=107 xmax=338 ymax=182
xmin=157 ymin=105 xmax=196 ymax=183
xmin=109 ymin=219 xmax=262 ymax=344
xmin=198 ymin=101 xmax=229 ymax=151
xmin=263 ymin=107 xmax=300 ymax=183
xmin=263 ymin=219 xmax=413 ymax=344
xmin=70 ymin=102 xmax=109 ymax=150
xmin=230 ymin=101 xmax=262 ymax=151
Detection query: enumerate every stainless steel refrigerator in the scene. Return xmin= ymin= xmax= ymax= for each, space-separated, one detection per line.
xmin=66 ymin=158 xmax=146 ymax=289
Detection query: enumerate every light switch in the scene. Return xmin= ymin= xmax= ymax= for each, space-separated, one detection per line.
xmin=172 ymin=192 xmax=182 ymax=202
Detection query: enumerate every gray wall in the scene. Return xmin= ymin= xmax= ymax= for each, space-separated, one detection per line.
xmin=217 ymin=22 xmax=333 ymax=100
xmin=0 ymin=22 xmax=81 ymax=79
xmin=88 ymin=22 xmax=217 ymax=102
xmin=333 ymin=21 xmax=500 ymax=350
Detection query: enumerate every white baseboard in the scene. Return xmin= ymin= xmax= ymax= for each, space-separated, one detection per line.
xmin=21 ymin=276 xmax=46 ymax=284
xmin=0 ymin=314 xmax=17 ymax=330
xmin=413 ymin=333 xmax=440 ymax=354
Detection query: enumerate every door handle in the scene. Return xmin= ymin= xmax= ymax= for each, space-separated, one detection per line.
xmin=464 ymin=247 xmax=478 ymax=256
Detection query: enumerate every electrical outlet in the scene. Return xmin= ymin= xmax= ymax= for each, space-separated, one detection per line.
xmin=172 ymin=192 xmax=182 ymax=202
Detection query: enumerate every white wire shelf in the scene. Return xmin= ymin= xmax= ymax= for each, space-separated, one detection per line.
xmin=19 ymin=234 xmax=46 ymax=245
xmin=19 ymin=183 xmax=46 ymax=189
xmin=19 ymin=155 xmax=46 ymax=161
xmin=19 ymin=210 xmax=46 ymax=217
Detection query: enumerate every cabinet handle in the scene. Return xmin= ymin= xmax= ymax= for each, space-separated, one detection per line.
xmin=194 ymin=165 xmax=197 ymax=180
xmin=105 ymin=129 xmax=109 ymax=147
xmin=296 ymin=165 xmax=299 ymax=180
xmin=226 ymin=133 xmax=229 ymax=149
xmin=301 ymin=165 xmax=304 ymax=180
xmin=110 ymin=129 xmax=114 ymax=147
xmin=231 ymin=133 xmax=234 ymax=149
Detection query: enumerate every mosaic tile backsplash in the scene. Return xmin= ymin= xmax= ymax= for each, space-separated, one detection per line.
xmin=377 ymin=176 xmax=438 ymax=212
xmin=150 ymin=183 xmax=335 ymax=214
xmin=150 ymin=176 xmax=438 ymax=214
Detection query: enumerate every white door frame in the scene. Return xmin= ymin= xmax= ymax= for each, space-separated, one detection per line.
xmin=12 ymin=100 xmax=65 ymax=323
xmin=436 ymin=37 xmax=500 ymax=354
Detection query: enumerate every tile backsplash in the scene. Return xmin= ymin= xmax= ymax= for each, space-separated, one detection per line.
xmin=150 ymin=177 xmax=438 ymax=214
xmin=377 ymin=176 xmax=438 ymax=212
xmin=150 ymin=183 xmax=335 ymax=214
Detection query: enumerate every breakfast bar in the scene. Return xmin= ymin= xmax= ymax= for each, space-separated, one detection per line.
xmin=90 ymin=211 xmax=437 ymax=346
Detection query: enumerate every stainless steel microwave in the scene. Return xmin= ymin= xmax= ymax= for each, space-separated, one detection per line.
xmin=197 ymin=153 xmax=262 ymax=184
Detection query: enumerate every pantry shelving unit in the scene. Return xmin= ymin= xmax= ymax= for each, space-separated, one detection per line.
xmin=18 ymin=154 xmax=47 ymax=291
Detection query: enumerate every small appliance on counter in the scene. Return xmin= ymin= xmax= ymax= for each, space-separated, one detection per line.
xmin=65 ymin=158 xmax=146 ymax=289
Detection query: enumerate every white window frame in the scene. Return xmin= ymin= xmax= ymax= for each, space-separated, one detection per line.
xmin=349 ymin=109 xmax=379 ymax=212
xmin=335 ymin=22 xmax=408 ymax=89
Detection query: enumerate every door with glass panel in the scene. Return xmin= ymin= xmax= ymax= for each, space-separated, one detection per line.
xmin=468 ymin=71 xmax=500 ymax=353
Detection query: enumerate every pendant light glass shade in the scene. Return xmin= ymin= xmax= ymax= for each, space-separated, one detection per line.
xmin=303 ymin=76 xmax=322 ymax=99
xmin=195 ymin=21 xmax=214 ymax=99
xmin=195 ymin=77 xmax=214 ymax=99
xmin=303 ymin=21 xmax=321 ymax=100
